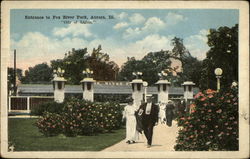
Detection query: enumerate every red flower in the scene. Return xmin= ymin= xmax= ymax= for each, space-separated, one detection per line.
xmin=206 ymin=89 xmax=216 ymax=94
xmin=201 ymin=97 xmax=207 ymax=101
xmin=208 ymin=109 xmax=212 ymax=112
xmin=195 ymin=92 xmax=204 ymax=99
xmin=208 ymin=94 xmax=213 ymax=98
xmin=216 ymin=109 xmax=222 ymax=113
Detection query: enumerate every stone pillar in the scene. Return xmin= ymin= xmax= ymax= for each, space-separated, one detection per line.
xmin=52 ymin=76 xmax=66 ymax=103
xmin=80 ymin=78 xmax=95 ymax=102
xmin=155 ymin=80 xmax=171 ymax=103
xmin=182 ymin=81 xmax=195 ymax=102
xmin=130 ymin=79 xmax=144 ymax=110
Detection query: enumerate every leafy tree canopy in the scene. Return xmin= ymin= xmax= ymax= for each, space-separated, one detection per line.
xmin=200 ymin=24 xmax=238 ymax=90
xmin=51 ymin=45 xmax=119 ymax=84
xmin=118 ymin=37 xmax=202 ymax=86
xmin=21 ymin=63 xmax=53 ymax=84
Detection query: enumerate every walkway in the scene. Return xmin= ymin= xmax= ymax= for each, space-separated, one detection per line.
xmin=103 ymin=121 xmax=179 ymax=151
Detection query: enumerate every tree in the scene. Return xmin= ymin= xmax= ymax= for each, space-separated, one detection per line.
xmin=51 ymin=46 xmax=119 ymax=84
xmin=22 ymin=63 xmax=53 ymax=84
xmin=118 ymin=51 xmax=173 ymax=85
xmin=51 ymin=48 xmax=88 ymax=84
xmin=171 ymin=37 xmax=203 ymax=87
xmin=87 ymin=45 xmax=119 ymax=81
xmin=171 ymin=37 xmax=191 ymax=66
xmin=8 ymin=67 xmax=23 ymax=93
xmin=200 ymin=24 xmax=238 ymax=90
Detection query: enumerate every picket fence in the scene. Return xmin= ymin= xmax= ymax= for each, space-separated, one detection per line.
xmin=8 ymin=96 xmax=54 ymax=113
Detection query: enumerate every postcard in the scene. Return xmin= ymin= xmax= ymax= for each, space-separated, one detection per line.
xmin=1 ymin=1 xmax=249 ymax=158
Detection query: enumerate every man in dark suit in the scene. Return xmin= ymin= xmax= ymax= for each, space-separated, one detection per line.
xmin=137 ymin=95 xmax=159 ymax=148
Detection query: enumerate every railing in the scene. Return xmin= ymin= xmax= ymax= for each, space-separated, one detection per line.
xmin=8 ymin=96 xmax=54 ymax=113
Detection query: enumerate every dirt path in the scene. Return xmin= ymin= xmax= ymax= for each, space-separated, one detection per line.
xmin=103 ymin=121 xmax=179 ymax=151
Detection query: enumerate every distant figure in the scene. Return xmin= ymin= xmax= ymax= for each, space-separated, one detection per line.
xmin=165 ymin=100 xmax=175 ymax=127
xmin=158 ymin=102 xmax=166 ymax=124
xmin=137 ymin=95 xmax=159 ymax=148
xmin=185 ymin=100 xmax=192 ymax=113
xmin=178 ymin=96 xmax=186 ymax=114
xmin=122 ymin=97 xmax=138 ymax=144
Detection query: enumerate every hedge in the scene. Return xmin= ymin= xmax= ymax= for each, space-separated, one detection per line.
xmin=175 ymin=85 xmax=238 ymax=151
xmin=35 ymin=97 xmax=123 ymax=137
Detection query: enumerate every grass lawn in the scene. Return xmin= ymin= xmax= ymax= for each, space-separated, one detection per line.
xmin=8 ymin=118 xmax=125 ymax=151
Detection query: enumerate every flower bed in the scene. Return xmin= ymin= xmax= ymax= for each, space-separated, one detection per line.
xmin=36 ymin=97 xmax=123 ymax=137
xmin=175 ymin=85 xmax=238 ymax=151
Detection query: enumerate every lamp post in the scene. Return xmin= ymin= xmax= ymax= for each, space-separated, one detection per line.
xmin=52 ymin=67 xmax=66 ymax=103
xmin=156 ymin=70 xmax=171 ymax=103
xmin=131 ymin=72 xmax=143 ymax=109
xmin=143 ymin=81 xmax=148 ymax=102
xmin=214 ymin=68 xmax=223 ymax=91
xmin=81 ymin=68 xmax=95 ymax=102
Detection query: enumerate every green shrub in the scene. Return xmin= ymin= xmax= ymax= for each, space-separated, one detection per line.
xmin=175 ymin=85 xmax=238 ymax=151
xmin=36 ymin=97 xmax=123 ymax=137
xmin=36 ymin=112 xmax=63 ymax=137
xmin=31 ymin=101 xmax=65 ymax=116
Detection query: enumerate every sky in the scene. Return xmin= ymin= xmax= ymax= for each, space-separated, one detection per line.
xmin=10 ymin=9 xmax=239 ymax=72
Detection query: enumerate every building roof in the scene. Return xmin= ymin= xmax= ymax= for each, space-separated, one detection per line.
xmin=18 ymin=84 xmax=199 ymax=95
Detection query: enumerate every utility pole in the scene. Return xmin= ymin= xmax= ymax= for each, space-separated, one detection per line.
xmin=13 ymin=49 xmax=17 ymax=96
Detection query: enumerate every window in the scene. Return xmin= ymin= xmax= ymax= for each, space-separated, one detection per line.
xmin=87 ymin=82 xmax=92 ymax=90
xmin=188 ymin=86 xmax=192 ymax=92
xmin=163 ymin=84 xmax=167 ymax=91
xmin=58 ymin=81 xmax=62 ymax=90
xmin=132 ymin=83 xmax=135 ymax=91
xmin=137 ymin=84 xmax=141 ymax=91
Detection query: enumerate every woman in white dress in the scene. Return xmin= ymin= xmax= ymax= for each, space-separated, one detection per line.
xmin=122 ymin=97 xmax=138 ymax=144
xmin=158 ymin=102 xmax=166 ymax=124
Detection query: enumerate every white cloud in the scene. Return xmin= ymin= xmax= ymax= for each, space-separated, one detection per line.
xmin=129 ymin=13 xmax=146 ymax=24
xmin=53 ymin=23 xmax=92 ymax=38
xmin=113 ymin=22 xmax=129 ymax=29
xmin=80 ymin=34 xmax=174 ymax=67
xmin=143 ymin=17 xmax=166 ymax=32
xmin=118 ymin=12 xmax=128 ymax=19
xmin=165 ymin=12 xmax=187 ymax=25
xmin=184 ymin=29 xmax=210 ymax=60
xmin=123 ymin=17 xmax=166 ymax=39
xmin=116 ymin=34 xmax=173 ymax=61
xmin=10 ymin=32 xmax=87 ymax=70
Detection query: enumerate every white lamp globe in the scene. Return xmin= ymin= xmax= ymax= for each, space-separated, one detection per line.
xmin=143 ymin=81 xmax=148 ymax=87
xmin=214 ymin=68 xmax=223 ymax=76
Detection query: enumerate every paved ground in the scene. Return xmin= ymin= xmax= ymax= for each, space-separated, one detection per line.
xmin=103 ymin=121 xmax=179 ymax=151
